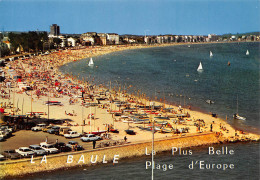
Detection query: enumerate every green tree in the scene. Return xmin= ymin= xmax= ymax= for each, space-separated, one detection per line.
xmin=8 ymin=32 xmax=21 ymax=53
xmin=53 ymin=38 xmax=62 ymax=47
xmin=0 ymin=43 xmax=10 ymax=57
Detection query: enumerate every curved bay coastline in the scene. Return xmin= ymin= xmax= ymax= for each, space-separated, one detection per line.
xmin=59 ymin=41 xmax=260 ymax=134
xmin=1 ymin=42 xmax=259 ymax=179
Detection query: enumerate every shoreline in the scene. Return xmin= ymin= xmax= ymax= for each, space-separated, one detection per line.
xmin=0 ymin=41 xmax=259 ymax=178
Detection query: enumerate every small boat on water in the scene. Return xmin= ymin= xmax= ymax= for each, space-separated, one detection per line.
xmin=210 ymin=51 xmax=213 ymax=57
xmin=206 ymin=99 xmax=214 ymax=104
xmin=233 ymin=113 xmax=246 ymax=121
xmin=246 ymin=50 xmax=249 ymax=56
xmin=233 ymin=95 xmax=246 ymax=121
xmin=197 ymin=62 xmax=203 ymax=72
xmin=88 ymin=58 xmax=94 ymax=66
xmin=227 ymin=61 xmax=231 ymax=66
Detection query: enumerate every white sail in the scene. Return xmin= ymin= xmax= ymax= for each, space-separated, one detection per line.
xmin=88 ymin=57 xmax=94 ymax=66
xmin=246 ymin=50 xmax=249 ymax=55
xmin=197 ymin=62 xmax=203 ymax=71
xmin=210 ymin=51 xmax=213 ymax=57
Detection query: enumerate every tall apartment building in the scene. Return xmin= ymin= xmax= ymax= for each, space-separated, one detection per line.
xmin=50 ymin=24 xmax=60 ymax=36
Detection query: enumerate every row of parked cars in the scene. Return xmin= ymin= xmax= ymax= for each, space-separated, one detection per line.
xmin=32 ymin=124 xmax=82 ymax=138
xmin=0 ymin=140 xmax=84 ymax=161
xmin=31 ymin=124 xmax=102 ymax=142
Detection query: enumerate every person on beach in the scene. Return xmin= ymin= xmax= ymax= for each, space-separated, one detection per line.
xmin=210 ymin=124 xmax=213 ymax=132
xmin=124 ymin=136 xmax=127 ymax=142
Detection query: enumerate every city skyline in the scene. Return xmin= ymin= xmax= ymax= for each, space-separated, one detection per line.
xmin=0 ymin=0 xmax=259 ymax=35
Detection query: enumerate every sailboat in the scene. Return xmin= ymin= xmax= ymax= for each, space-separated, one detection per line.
xmin=233 ymin=96 xmax=246 ymax=120
xmin=88 ymin=57 xmax=94 ymax=66
xmin=246 ymin=50 xmax=249 ymax=56
xmin=210 ymin=51 xmax=213 ymax=57
xmin=197 ymin=62 xmax=203 ymax=72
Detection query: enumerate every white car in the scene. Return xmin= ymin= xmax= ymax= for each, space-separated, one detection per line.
xmin=64 ymin=131 xmax=81 ymax=139
xmin=29 ymin=145 xmax=47 ymax=156
xmin=80 ymin=134 xmax=101 ymax=142
xmin=15 ymin=147 xmax=35 ymax=157
xmin=40 ymin=142 xmax=59 ymax=154
xmin=0 ymin=154 xmax=5 ymax=161
xmin=0 ymin=131 xmax=7 ymax=139
xmin=31 ymin=124 xmax=46 ymax=131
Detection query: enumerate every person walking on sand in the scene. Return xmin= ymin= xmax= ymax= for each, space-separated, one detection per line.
xmin=210 ymin=124 xmax=213 ymax=132
xmin=124 ymin=136 xmax=127 ymax=142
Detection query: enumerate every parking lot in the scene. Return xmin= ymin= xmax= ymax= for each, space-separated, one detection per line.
xmin=0 ymin=130 xmax=105 ymax=152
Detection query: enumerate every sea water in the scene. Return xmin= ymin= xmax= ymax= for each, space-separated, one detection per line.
xmin=48 ymin=42 xmax=260 ymax=180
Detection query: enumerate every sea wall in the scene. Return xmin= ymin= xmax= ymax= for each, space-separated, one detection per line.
xmin=0 ymin=133 xmax=219 ymax=178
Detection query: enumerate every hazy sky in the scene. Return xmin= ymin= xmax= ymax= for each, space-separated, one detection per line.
xmin=0 ymin=0 xmax=259 ymax=35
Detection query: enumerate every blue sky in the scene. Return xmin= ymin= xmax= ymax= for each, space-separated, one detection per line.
xmin=0 ymin=0 xmax=259 ymax=35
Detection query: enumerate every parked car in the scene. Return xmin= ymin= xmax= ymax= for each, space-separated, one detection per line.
xmin=42 ymin=125 xmax=53 ymax=132
xmin=15 ymin=147 xmax=35 ymax=157
xmin=0 ymin=136 xmax=4 ymax=141
xmin=3 ymin=130 xmax=12 ymax=138
xmin=0 ymin=131 xmax=7 ymax=139
xmin=0 ymin=126 xmax=13 ymax=137
xmin=54 ymin=142 xmax=71 ymax=152
xmin=80 ymin=134 xmax=101 ymax=142
xmin=31 ymin=124 xmax=46 ymax=131
xmin=59 ymin=127 xmax=72 ymax=136
xmin=66 ymin=141 xmax=84 ymax=151
xmin=2 ymin=149 xmax=21 ymax=159
xmin=29 ymin=145 xmax=47 ymax=156
xmin=64 ymin=131 xmax=81 ymax=139
xmin=47 ymin=126 xmax=60 ymax=135
xmin=0 ymin=154 xmax=5 ymax=161
xmin=40 ymin=142 xmax=59 ymax=154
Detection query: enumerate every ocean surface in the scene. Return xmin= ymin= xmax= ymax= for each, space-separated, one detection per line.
xmin=50 ymin=42 xmax=259 ymax=180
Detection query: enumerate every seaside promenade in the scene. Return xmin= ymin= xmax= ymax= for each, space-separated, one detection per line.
xmin=0 ymin=43 xmax=259 ymax=178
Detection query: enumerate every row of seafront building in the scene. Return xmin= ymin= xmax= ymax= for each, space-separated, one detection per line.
xmin=40 ymin=24 xmax=260 ymax=47
xmin=1 ymin=24 xmax=259 ymax=56
xmin=48 ymin=32 xmax=260 ymax=48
